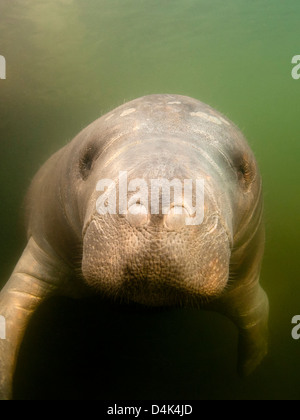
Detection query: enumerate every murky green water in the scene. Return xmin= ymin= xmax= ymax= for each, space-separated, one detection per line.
xmin=1 ymin=0 xmax=300 ymax=400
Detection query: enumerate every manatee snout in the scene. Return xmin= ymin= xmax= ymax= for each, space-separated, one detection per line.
xmin=81 ymin=170 xmax=232 ymax=306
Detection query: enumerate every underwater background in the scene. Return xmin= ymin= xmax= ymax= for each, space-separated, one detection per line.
xmin=0 ymin=0 xmax=300 ymax=400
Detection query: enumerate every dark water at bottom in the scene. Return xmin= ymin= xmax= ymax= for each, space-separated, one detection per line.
xmin=11 ymin=296 xmax=284 ymax=400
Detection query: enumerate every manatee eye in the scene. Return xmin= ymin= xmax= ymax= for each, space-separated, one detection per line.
xmin=236 ymin=155 xmax=255 ymax=190
xmin=79 ymin=144 xmax=98 ymax=180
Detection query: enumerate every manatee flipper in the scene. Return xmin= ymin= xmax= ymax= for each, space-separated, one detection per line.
xmin=214 ymin=279 xmax=269 ymax=377
xmin=236 ymin=282 xmax=269 ymax=376
xmin=0 ymin=237 xmax=71 ymax=400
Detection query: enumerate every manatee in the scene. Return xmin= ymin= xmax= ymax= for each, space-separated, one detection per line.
xmin=0 ymin=94 xmax=269 ymax=399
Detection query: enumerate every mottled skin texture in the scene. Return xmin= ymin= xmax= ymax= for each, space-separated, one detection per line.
xmin=0 ymin=94 xmax=269 ymax=400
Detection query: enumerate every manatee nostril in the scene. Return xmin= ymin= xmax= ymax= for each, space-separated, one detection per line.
xmin=164 ymin=205 xmax=189 ymax=230
xmin=126 ymin=203 xmax=149 ymax=227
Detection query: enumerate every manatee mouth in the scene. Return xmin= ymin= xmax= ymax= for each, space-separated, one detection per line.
xmin=114 ymin=262 xmax=230 ymax=307
xmin=81 ymin=213 xmax=231 ymax=307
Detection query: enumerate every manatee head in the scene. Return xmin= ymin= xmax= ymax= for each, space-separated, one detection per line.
xmin=80 ymin=141 xmax=233 ymax=307
xmin=69 ymin=94 xmax=259 ymax=307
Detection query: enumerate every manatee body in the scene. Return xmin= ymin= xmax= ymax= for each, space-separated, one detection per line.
xmin=0 ymin=94 xmax=269 ymax=399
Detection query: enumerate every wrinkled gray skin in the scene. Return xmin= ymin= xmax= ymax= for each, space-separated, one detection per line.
xmin=0 ymin=94 xmax=269 ymax=399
